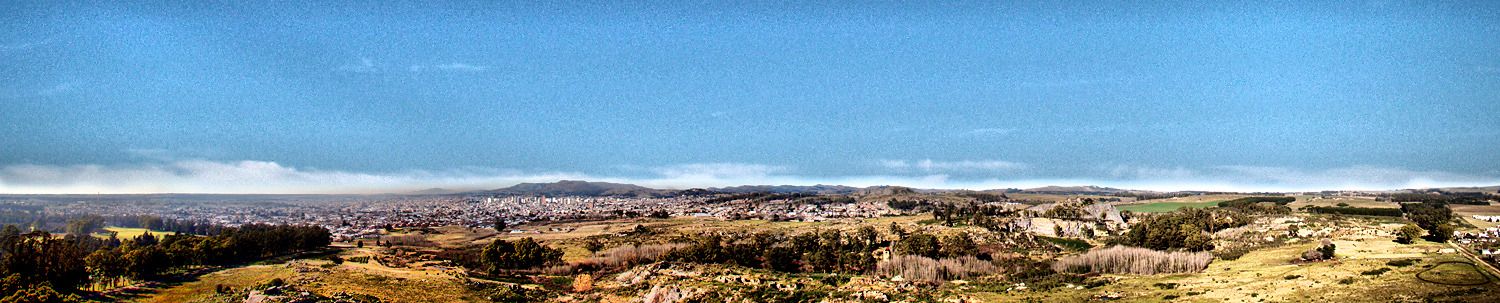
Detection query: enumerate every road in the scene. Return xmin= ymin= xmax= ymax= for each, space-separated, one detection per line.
xmin=1448 ymin=241 xmax=1500 ymax=282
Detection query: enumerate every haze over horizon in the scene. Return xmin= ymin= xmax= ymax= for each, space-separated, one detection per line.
xmin=3 ymin=1 xmax=1499 ymax=194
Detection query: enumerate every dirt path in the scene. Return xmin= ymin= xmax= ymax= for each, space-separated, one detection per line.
xmin=1449 ymin=241 xmax=1500 ymax=283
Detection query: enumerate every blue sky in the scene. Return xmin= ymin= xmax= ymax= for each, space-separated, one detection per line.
xmin=2 ymin=1 xmax=1499 ymax=193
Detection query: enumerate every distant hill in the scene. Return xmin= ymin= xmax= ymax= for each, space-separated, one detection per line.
xmin=404 ymin=188 xmax=464 ymax=195
xmin=710 ymin=184 xmax=862 ymax=195
xmin=1427 ymin=186 xmax=1500 ymax=194
xmin=486 ymin=180 xmax=664 ymax=197
xmin=856 ymin=186 xmax=919 ymax=196
xmin=1022 ymin=185 xmax=1130 ymax=195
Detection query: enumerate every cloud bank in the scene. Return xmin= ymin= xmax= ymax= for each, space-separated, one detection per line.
xmin=0 ymin=159 xmax=1495 ymax=194
xmin=880 ymin=159 xmax=1027 ymax=172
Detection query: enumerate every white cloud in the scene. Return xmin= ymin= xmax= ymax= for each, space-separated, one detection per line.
xmin=0 ymin=160 xmax=589 ymax=194
xmin=336 ymin=57 xmax=378 ymax=73
xmin=1106 ymin=164 xmax=1198 ymax=180
xmin=434 ymin=63 xmax=487 ymax=71
xmin=880 ymin=159 xmax=1027 ymax=172
xmin=1 ymin=159 xmax=1495 ymax=194
xmin=0 ymin=38 xmax=51 ymax=52
xmin=37 ymin=82 xmax=74 ymax=96
xmin=963 ymin=128 xmax=1015 ymax=136
xmin=410 ymin=63 xmax=488 ymax=72
xmin=651 ymin=163 xmax=786 ymax=179
xmin=1206 ymin=165 xmax=1494 ymax=191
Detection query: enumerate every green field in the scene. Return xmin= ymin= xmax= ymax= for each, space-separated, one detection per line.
xmin=95 ymin=227 xmax=175 ymax=239
xmin=1117 ymin=201 xmax=1221 ymax=213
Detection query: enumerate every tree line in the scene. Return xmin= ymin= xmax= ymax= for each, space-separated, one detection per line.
xmin=1116 ymin=208 xmax=1250 ymax=252
xmin=0 ymin=223 xmax=330 ymax=302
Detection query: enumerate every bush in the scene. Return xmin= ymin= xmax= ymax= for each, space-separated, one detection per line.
xmin=1395 ymin=224 xmax=1423 ymax=244
xmin=1361 ymin=268 xmax=1390 ymax=276
xmin=1052 ymin=246 xmax=1213 ymax=275
xmin=1301 ymin=239 xmax=1336 ymax=261
xmin=1386 ymin=259 xmax=1417 ymax=267
xmin=1284 ymin=275 xmax=1301 ymax=280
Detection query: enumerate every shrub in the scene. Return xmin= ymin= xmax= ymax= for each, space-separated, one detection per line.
xmin=1361 ymin=268 xmax=1390 ymax=276
xmin=1302 ymin=239 xmax=1336 ymax=261
xmin=1052 ymin=246 xmax=1213 ymax=275
xmin=1283 ymin=275 xmax=1301 ymax=280
xmin=1386 ymin=259 xmax=1417 ymax=267
xmin=1338 ymin=277 xmax=1356 ymax=284
xmin=1395 ymin=224 xmax=1423 ymax=244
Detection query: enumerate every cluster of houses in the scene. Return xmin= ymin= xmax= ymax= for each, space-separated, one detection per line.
xmin=1455 ymin=227 xmax=1500 ymax=256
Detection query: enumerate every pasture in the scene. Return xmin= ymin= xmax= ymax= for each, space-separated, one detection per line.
xmin=96 ymin=227 xmax=175 ymax=239
xmin=1117 ymin=201 xmax=1222 ymax=213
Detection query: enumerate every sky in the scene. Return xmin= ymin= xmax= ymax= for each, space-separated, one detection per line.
xmin=2 ymin=1 xmax=1499 ymax=194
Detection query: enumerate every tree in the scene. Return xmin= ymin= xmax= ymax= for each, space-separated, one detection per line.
xmin=582 ymin=237 xmax=605 ymax=255
xmin=1395 ymin=224 xmax=1423 ymax=244
xmin=1428 ymin=224 xmax=1455 ymax=242
xmin=761 ymin=246 xmax=800 ymax=272
xmin=1183 ymin=231 xmax=1213 ymax=252
xmin=1404 ymin=202 xmax=1452 ymax=231
xmin=124 ymin=246 xmax=168 ymax=279
xmin=480 ymin=237 xmax=562 ymax=272
xmin=939 ymin=233 xmax=977 ymax=257
xmin=894 ymin=234 xmax=941 ymax=259
xmin=492 ymin=218 xmax=507 ymax=232
xmin=887 ymin=223 xmax=907 ymax=240
xmin=85 ymin=249 xmax=124 ymax=289
xmin=64 ymin=216 xmax=103 ymax=236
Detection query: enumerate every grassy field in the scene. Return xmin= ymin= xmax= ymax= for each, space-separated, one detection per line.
xmin=128 ymin=264 xmax=294 ymax=303
xmin=131 ymin=250 xmax=487 ymax=303
xmin=96 ymin=227 xmax=175 ymax=239
xmin=1117 ymin=201 xmax=1222 ymax=213
xmin=1451 ymin=204 xmax=1500 ymax=230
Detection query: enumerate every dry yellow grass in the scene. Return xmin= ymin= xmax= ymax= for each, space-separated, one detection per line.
xmin=95 ymin=227 xmax=176 ymax=239
xmin=976 ymin=235 xmax=1496 ymax=302
xmin=131 ymin=265 xmax=293 ymax=303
